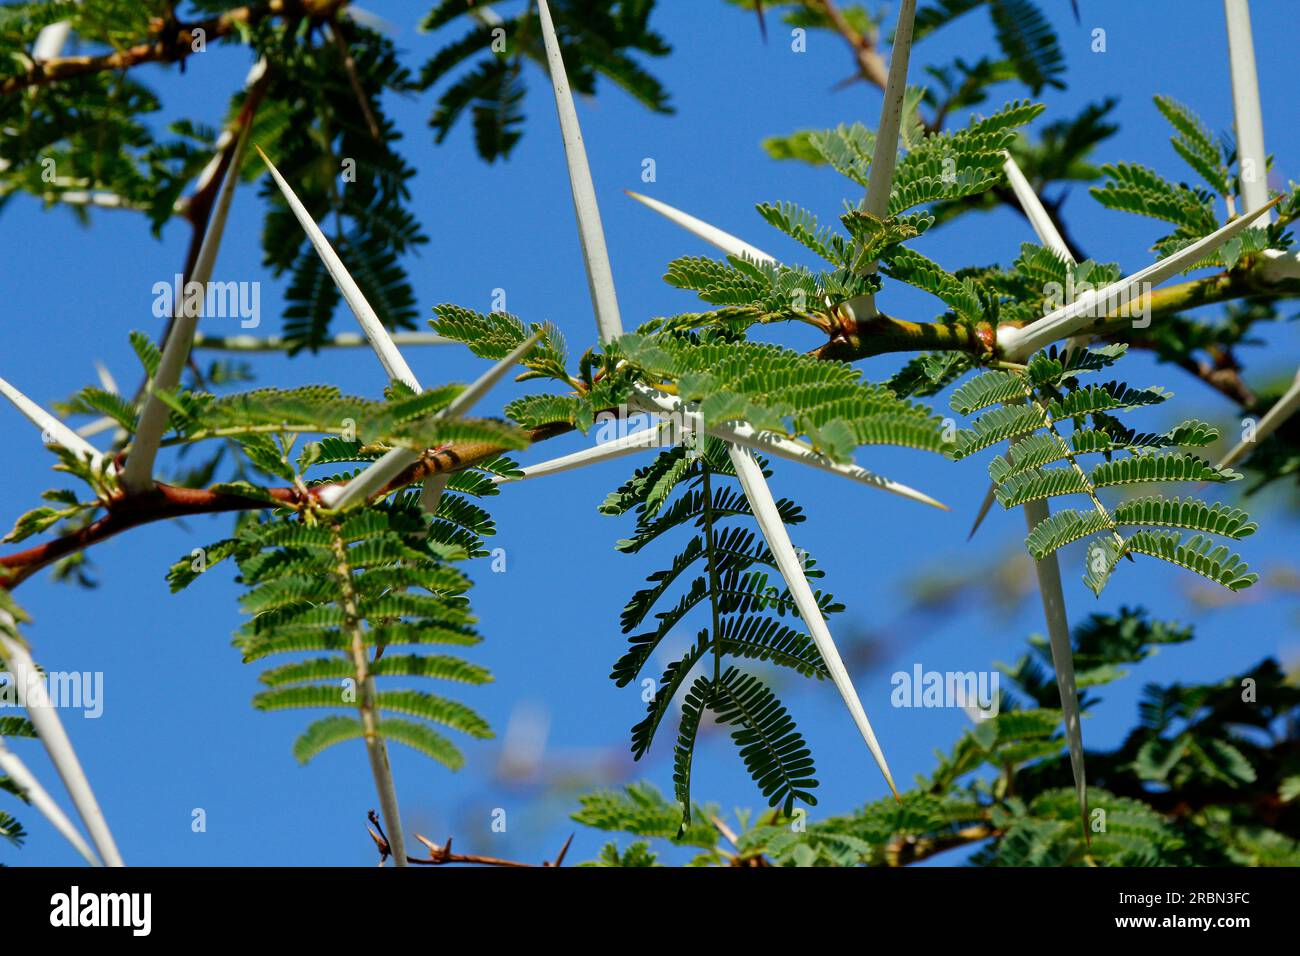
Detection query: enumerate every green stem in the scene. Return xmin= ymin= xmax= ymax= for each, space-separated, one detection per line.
xmin=328 ymin=521 xmax=408 ymax=867
xmin=700 ymin=462 xmax=723 ymax=684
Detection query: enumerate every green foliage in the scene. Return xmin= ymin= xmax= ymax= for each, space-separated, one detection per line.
xmin=616 ymin=331 xmax=950 ymax=461
xmin=4 ymin=0 xmax=1299 ymax=871
xmin=151 ymin=381 xmax=529 ymax=463
xmin=576 ymin=610 xmax=1300 ymax=866
xmin=720 ymin=100 xmax=1057 ymax=337
xmin=169 ymin=495 xmax=494 ymax=771
xmin=951 ymin=345 xmax=1258 ymax=594
xmin=603 ymin=437 xmax=834 ymax=825
xmin=418 ymin=0 xmax=672 ymax=162
xmin=430 ymin=305 xmax=572 ymax=384
xmin=1088 ymin=96 xmax=1281 ymax=266
xmin=254 ymin=21 xmax=428 ymax=352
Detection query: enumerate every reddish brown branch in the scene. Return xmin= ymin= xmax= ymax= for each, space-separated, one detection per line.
xmin=0 ymin=424 xmax=570 ymax=590
xmin=0 ymin=483 xmax=298 ymax=589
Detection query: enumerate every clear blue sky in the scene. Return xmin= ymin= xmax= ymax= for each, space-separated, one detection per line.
xmin=2 ymin=1 xmax=1297 ymax=866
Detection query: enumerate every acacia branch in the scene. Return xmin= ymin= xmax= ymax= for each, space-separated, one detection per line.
xmin=3 ymin=266 xmax=1292 ymax=589
xmin=0 ymin=0 xmax=342 ymax=96
xmin=0 ymin=425 xmax=570 ymax=590
xmin=820 ymin=267 xmax=1300 ymax=380
xmin=813 ymin=0 xmax=890 ymax=91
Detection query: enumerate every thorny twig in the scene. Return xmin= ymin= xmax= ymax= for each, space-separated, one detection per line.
xmin=366 ymin=810 xmax=574 ymax=868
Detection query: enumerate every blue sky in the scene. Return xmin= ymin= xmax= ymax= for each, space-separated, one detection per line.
xmin=2 ymin=0 xmax=1297 ymax=866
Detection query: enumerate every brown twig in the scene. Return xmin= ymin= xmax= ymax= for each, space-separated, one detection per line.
xmin=813 ymin=0 xmax=890 ymax=90
xmin=0 ymin=1 xmax=343 ymax=96
xmin=364 ymin=812 xmax=573 ymax=867
xmin=328 ymin=17 xmax=382 ymax=141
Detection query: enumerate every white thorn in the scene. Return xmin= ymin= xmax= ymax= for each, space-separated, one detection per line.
xmin=998 ymin=198 xmax=1279 ymax=360
xmin=191 ymin=332 xmax=453 ymax=352
xmin=328 ymin=447 xmax=421 ymax=511
xmin=1001 ymin=152 xmax=1089 ymax=356
xmin=121 ymin=118 xmax=253 ymax=493
xmin=1022 ymin=501 xmax=1087 ymax=828
xmin=259 ymin=142 xmax=465 ymax=512
xmin=32 ymin=21 xmax=72 ymax=62
xmin=0 ymin=631 xmax=124 ymax=866
xmin=418 ymin=474 xmax=448 ymax=515
xmin=862 ymin=0 xmax=918 ymax=222
xmin=189 ymin=59 xmax=268 ymax=200
xmin=443 ymin=332 xmax=541 ymax=420
xmin=624 ymin=191 xmax=776 ymax=264
xmin=1223 ymin=0 xmax=1271 ymax=220
xmin=715 ymin=420 xmax=947 ymax=510
xmin=855 ymin=0 xmax=918 ymax=320
xmin=0 ymin=376 xmax=103 ymax=467
xmin=1217 ymin=365 xmax=1300 ymax=468
xmin=92 ymin=360 xmax=119 ymax=395
xmin=76 ymin=416 xmax=119 ymax=440
xmin=536 ymin=0 xmax=622 ymax=344
xmin=727 ymin=444 xmax=898 ymax=798
xmin=256 ymin=146 xmax=420 ymax=391
xmin=1002 ymin=152 xmax=1073 ymax=262
xmin=331 ymin=334 xmax=540 ymax=511
xmin=628 ymin=384 xmax=946 ymax=510
xmin=0 ymin=737 xmax=101 ymax=866
xmin=498 ymin=424 xmax=668 ymax=482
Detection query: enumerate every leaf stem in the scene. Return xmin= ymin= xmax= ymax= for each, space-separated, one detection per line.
xmin=328 ymin=522 xmax=407 ymax=867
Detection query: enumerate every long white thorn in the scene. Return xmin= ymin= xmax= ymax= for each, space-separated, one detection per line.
xmin=192 ymin=332 xmax=453 ymax=352
xmin=998 ymin=197 xmax=1279 ymax=360
xmin=851 ymin=0 xmax=918 ymax=321
xmin=1217 ymin=365 xmax=1300 ymax=468
xmin=0 ymin=376 xmax=103 ymax=467
xmin=0 ymin=737 xmax=101 ymax=866
xmin=497 ymin=424 xmax=669 ymax=482
xmin=256 ymin=146 xmax=420 ymax=390
xmin=727 ymin=444 xmax=898 ymax=798
xmin=121 ymin=120 xmax=253 ymax=493
xmin=624 ymin=191 xmax=776 ymax=264
xmin=76 ymin=416 xmax=119 ymax=440
xmin=189 ymin=60 xmax=268 ymax=202
xmin=31 ymin=21 xmax=72 ymax=61
xmin=985 ymin=161 xmax=1087 ymax=826
xmin=1002 ymin=152 xmax=1072 ymax=261
xmin=1022 ymin=501 xmax=1088 ymax=831
xmin=629 ymin=385 xmax=945 ymax=510
xmin=862 ymin=0 xmax=918 ymax=222
xmin=536 ymin=0 xmax=622 ymax=343
xmin=1223 ymin=0 xmax=1271 ymax=220
xmin=259 ymin=144 xmax=463 ymax=512
xmin=442 ymin=333 xmax=541 ymax=420
xmin=969 ymin=155 xmax=1079 ymax=540
xmin=327 ymin=335 xmax=541 ymax=511
xmin=0 ymin=631 xmax=124 ymax=866
xmin=92 ymin=360 xmax=119 ymax=395
xmin=716 ymin=420 xmax=947 ymax=510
